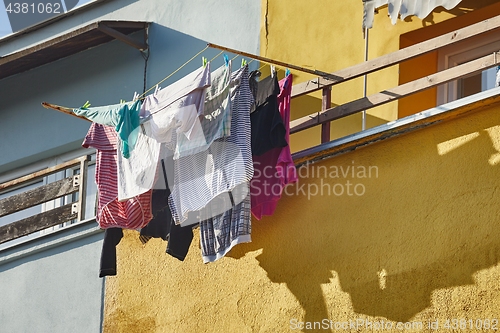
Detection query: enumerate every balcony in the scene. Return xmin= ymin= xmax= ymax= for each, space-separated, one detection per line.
xmin=0 ymin=155 xmax=95 ymax=248
xmin=288 ymin=13 xmax=500 ymax=165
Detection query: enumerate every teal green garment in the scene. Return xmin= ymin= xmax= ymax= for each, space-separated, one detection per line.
xmin=73 ymin=100 xmax=142 ymax=158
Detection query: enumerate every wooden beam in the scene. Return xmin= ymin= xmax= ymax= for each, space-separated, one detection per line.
xmin=0 ymin=177 xmax=78 ymax=218
xmin=101 ymin=21 xmax=149 ymax=29
xmin=207 ymin=43 xmax=338 ymax=81
xmin=0 ymin=20 xmax=148 ymax=80
xmin=291 ymin=14 xmax=500 ymax=98
xmin=0 ymin=22 xmax=100 ymax=67
xmin=0 ymin=155 xmax=90 ymax=191
xmin=41 ymin=102 xmax=91 ymax=122
xmin=98 ymin=22 xmax=148 ymax=51
xmin=0 ymin=204 xmax=77 ymax=244
xmin=290 ymin=52 xmax=500 ymax=134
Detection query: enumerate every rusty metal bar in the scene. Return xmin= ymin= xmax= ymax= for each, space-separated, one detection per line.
xmin=321 ymin=87 xmax=332 ymax=143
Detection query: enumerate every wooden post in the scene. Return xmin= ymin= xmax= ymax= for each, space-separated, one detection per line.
xmin=321 ymin=87 xmax=332 ymax=143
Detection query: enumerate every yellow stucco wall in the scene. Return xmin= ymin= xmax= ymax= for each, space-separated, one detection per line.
xmin=104 ymin=102 xmax=500 ymax=332
xmin=103 ymin=3 xmax=500 ymax=332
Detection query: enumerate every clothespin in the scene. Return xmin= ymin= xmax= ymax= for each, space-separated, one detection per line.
xmin=132 ymin=92 xmax=139 ymax=101
xmin=202 ymin=57 xmax=208 ymax=67
xmin=241 ymin=58 xmax=247 ymax=67
xmin=285 ymin=68 xmax=291 ymax=76
xmin=270 ymin=65 xmax=276 ymax=77
xmin=223 ymin=54 xmax=229 ymax=66
xmin=81 ymin=101 xmax=91 ymax=109
xmin=154 ymin=84 xmax=161 ymax=95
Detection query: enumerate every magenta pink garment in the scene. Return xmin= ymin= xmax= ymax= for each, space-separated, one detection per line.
xmin=276 ymin=74 xmax=298 ymax=185
xmin=251 ymin=74 xmax=297 ymax=219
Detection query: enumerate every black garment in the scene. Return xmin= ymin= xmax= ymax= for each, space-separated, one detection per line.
xmin=166 ymin=222 xmax=194 ymax=261
xmin=99 ymin=227 xmax=123 ymax=278
xmin=249 ymin=73 xmax=287 ymax=156
xmin=140 ymin=189 xmax=171 ymax=242
xmin=140 ymin=159 xmax=194 ymax=261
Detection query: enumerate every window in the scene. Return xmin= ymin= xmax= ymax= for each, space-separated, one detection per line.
xmin=437 ymin=30 xmax=500 ymax=104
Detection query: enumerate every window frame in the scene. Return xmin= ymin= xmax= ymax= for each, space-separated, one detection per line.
xmin=437 ymin=30 xmax=500 ymax=105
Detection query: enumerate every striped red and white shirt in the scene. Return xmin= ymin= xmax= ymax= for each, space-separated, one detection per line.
xmin=83 ymin=123 xmax=153 ymax=229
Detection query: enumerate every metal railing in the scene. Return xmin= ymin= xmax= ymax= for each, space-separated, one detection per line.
xmin=289 ymin=14 xmax=500 ymax=144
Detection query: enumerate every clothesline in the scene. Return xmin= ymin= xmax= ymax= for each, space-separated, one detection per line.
xmin=85 ymin=64 xmax=295 ymax=269
xmin=42 ymin=42 xmax=327 ymax=119
xmin=41 ymin=44 xmax=211 ymax=118
xmin=41 ymin=60 xmax=297 ymax=272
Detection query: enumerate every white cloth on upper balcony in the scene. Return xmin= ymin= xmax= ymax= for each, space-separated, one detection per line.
xmin=363 ymin=0 xmax=463 ymax=29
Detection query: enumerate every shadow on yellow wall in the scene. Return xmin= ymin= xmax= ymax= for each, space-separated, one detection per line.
xmin=231 ymin=104 xmax=500 ymax=327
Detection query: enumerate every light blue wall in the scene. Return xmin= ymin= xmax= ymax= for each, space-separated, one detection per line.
xmin=0 ymin=33 xmax=145 ymax=173
xmin=0 ymin=0 xmax=261 ymax=173
xmin=0 ymin=222 xmax=104 ymax=333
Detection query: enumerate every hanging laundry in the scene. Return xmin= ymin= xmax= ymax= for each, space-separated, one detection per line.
xmin=74 ymin=100 xmax=142 ymax=158
xmin=117 ymin=121 xmax=161 ymax=201
xmin=198 ymin=65 xmax=255 ymax=263
xmin=173 ymin=61 xmax=232 ymax=159
xmin=116 ymin=64 xmax=211 ymax=202
xmin=200 ymin=189 xmax=252 ymax=263
xmin=138 ymin=189 xmax=171 ymax=243
xmin=139 ymin=159 xmax=194 ymax=261
xmin=99 ymin=227 xmax=123 ymax=277
xmin=82 ymin=123 xmax=153 ymax=229
xmin=145 ymin=64 xmax=211 ymax=151
xmin=250 ymin=73 xmax=297 ymax=219
xmin=249 ymin=72 xmax=287 ymax=156
xmin=168 ymin=65 xmax=254 ymax=227
xmin=276 ymin=74 xmax=297 ymax=186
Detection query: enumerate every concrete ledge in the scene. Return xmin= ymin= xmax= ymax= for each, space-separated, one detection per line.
xmin=0 ymin=218 xmax=102 ymax=265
